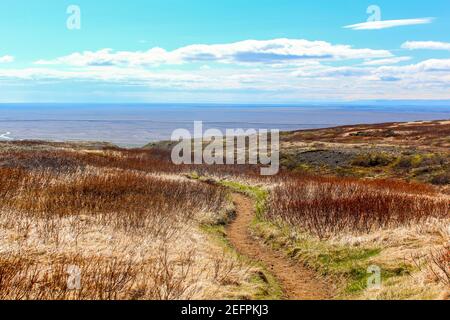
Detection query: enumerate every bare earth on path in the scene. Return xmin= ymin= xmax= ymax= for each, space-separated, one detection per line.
xmin=228 ymin=193 xmax=332 ymax=300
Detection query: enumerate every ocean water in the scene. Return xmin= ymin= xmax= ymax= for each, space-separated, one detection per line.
xmin=0 ymin=104 xmax=449 ymax=147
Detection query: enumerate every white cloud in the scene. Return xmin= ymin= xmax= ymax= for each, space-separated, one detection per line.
xmin=292 ymin=65 xmax=371 ymax=78
xmin=0 ymin=66 xmax=204 ymax=86
xmin=2 ymin=35 xmax=450 ymax=101
xmin=370 ymin=59 xmax=450 ymax=84
xmin=5 ymin=58 xmax=450 ymax=89
xmin=35 ymin=38 xmax=393 ymax=67
xmin=0 ymin=55 xmax=14 ymax=63
xmin=344 ymin=18 xmax=434 ymax=30
xmin=362 ymin=57 xmax=411 ymax=66
xmin=35 ymin=48 xmax=175 ymax=67
xmin=377 ymin=59 xmax=450 ymax=73
xmin=402 ymin=41 xmax=450 ymax=51
xmin=2 ymin=59 xmax=450 ymax=100
xmin=291 ymin=58 xmax=450 ymax=87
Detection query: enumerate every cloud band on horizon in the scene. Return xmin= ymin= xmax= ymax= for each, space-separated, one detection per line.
xmin=34 ymin=39 xmax=393 ymax=67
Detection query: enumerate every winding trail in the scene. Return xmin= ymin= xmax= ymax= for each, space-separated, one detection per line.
xmin=227 ymin=193 xmax=332 ymax=300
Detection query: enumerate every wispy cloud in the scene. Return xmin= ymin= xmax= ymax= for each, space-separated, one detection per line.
xmin=402 ymin=41 xmax=450 ymax=51
xmin=344 ymin=18 xmax=434 ymax=30
xmin=34 ymin=38 xmax=392 ymax=67
xmin=372 ymin=59 xmax=450 ymax=82
xmin=0 ymin=55 xmax=14 ymax=63
xmin=362 ymin=57 xmax=411 ymax=66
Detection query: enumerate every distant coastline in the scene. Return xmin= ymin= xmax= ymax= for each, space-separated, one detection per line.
xmin=1 ymin=103 xmax=449 ymax=147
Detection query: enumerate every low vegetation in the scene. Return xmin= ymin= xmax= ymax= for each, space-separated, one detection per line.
xmin=1 ymin=119 xmax=448 ymax=300
xmin=0 ymin=144 xmax=271 ymax=300
xmin=267 ymin=175 xmax=448 ymax=238
xmin=281 ymin=120 xmax=450 ymax=193
xmin=222 ymin=178 xmax=449 ymax=299
xmin=283 ymin=120 xmax=450 ymax=150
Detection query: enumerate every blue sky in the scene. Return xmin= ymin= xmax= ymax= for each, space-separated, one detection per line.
xmin=0 ymin=0 xmax=449 ymax=102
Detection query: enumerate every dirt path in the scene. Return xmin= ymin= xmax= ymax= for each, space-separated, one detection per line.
xmin=227 ymin=193 xmax=332 ymax=300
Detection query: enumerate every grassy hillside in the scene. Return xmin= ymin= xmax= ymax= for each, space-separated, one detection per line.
xmin=0 ymin=119 xmax=448 ymax=300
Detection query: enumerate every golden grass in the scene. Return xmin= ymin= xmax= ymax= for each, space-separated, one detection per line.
xmin=0 ymin=148 xmax=266 ymax=300
xmin=1 ymin=141 xmax=448 ymax=300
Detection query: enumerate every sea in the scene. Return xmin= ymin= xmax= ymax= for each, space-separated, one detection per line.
xmin=0 ymin=103 xmax=449 ymax=147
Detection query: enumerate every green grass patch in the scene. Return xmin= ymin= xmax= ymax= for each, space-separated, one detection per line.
xmin=218 ymin=180 xmax=268 ymax=218
xmin=251 ymin=218 xmax=414 ymax=298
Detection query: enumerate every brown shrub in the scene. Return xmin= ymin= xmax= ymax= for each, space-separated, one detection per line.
xmin=351 ymin=153 xmax=394 ymax=167
xmin=0 ymin=167 xmax=225 ymax=217
xmin=267 ymin=175 xmax=449 ymax=238
xmin=0 ymin=150 xmax=233 ymax=300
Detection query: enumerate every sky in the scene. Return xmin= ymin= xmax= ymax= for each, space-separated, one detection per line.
xmin=0 ymin=0 xmax=449 ymax=103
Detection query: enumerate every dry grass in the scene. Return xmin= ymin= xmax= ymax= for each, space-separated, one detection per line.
xmin=428 ymin=246 xmax=450 ymax=287
xmin=258 ymin=173 xmax=449 ymax=299
xmin=1 ymin=136 xmax=448 ymax=300
xmin=346 ymin=221 xmax=450 ymax=300
xmin=0 ymin=147 xmax=263 ymax=300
